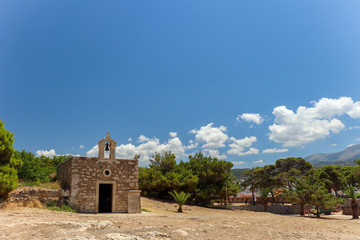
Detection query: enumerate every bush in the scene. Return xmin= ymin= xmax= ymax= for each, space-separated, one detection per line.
xmin=15 ymin=150 xmax=69 ymax=182
xmin=45 ymin=202 xmax=76 ymax=212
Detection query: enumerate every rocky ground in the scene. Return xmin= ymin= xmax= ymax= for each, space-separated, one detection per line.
xmin=1 ymin=197 xmax=360 ymax=240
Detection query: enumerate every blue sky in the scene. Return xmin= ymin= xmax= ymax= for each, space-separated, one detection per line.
xmin=1 ymin=1 xmax=360 ymax=168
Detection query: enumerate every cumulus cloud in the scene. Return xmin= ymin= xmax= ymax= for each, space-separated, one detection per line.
xmin=169 ymin=132 xmax=177 ymax=138
xmin=262 ymin=148 xmax=288 ymax=154
xmin=348 ymin=101 xmax=360 ymax=118
xmin=137 ymin=135 xmax=150 ymax=143
xmin=236 ymin=113 xmax=264 ymax=125
xmin=190 ymin=123 xmax=228 ymax=148
xmin=86 ymin=145 xmax=98 ymax=157
xmin=227 ymin=136 xmax=259 ymax=156
xmin=36 ymin=149 xmax=57 ymax=158
xmin=186 ymin=142 xmax=198 ymax=150
xmin=231 ymin=161 xmax=245 ymax=166
xmin=252 ymin=160 xmax=263 ymax=164
xmin=79 ymin=145 xmax=84 ymax=149
xmin=128 ymin=138 xmax=132 ymax=142
xmin=268 ymin=97 xmax=360 ymax=147
xmin=203 ymin=149 xmax=227 ymax=159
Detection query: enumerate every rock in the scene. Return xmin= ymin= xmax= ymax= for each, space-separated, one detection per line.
xmin=104 ymin=233 xmax=144 ymax=240
xmin=173 ymin=229 xmax=188 ymax=236
xmin=147 ymin=231 xmax=169 ymax=237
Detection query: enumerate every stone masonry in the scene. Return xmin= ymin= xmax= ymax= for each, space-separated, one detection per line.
xmin=58 ymin=133 xmax=141 ymax=213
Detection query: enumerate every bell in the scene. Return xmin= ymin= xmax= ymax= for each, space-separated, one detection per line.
xmin=104 ymin=142 xmax=110 ymax=151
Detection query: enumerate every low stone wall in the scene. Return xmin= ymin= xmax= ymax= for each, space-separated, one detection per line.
xmin=230 ymin=197 xmax=291 ymax=204
xmin=6 ymin=187 xmax=59 ymax=204
xmin=343 ymin=198 xmax=360 ymax=215
xmin=232 ymin=204 xmax=307 ymax=214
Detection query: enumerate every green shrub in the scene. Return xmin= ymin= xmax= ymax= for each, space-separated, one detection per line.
xmin=15 ymin=150 xmax=69 ymax=182
xmin=0 ymin=120 xmax=22 ymax=198
xmin=45 ymin=202 xmax=76 ymax=213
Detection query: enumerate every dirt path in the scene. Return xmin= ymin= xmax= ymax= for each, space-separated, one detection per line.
xmin=0 ymin=197 xmax=360 ymax=239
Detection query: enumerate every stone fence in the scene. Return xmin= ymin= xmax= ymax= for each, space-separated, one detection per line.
xmin=6 ymin=187 xmax=60 ymax=204
xmin=229 ymin=197 xmax=291 ymax=204
xmin=232 ymin=204 xmax=307 ymax=214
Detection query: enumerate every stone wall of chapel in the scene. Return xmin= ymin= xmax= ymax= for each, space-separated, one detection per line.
xmin=68 ymin=157 xmax=139 ymax=213
xmin=57 ymin=158 xmax=73 ymax=189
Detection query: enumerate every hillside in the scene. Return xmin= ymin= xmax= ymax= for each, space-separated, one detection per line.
xmin=231 ymin=168 xmax=250 ymax=179
xmin=305 ymin=144 xmax=360 ymax=168
xmin=232 ymin=144 xmax=360 ymax=174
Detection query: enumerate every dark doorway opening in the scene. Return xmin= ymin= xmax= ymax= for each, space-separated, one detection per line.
xmin=99 ymin=184 xmax=112 ymax=213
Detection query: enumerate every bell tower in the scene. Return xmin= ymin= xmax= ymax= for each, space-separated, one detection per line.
xmin=98 ymin=132 xmax=117 ymax=160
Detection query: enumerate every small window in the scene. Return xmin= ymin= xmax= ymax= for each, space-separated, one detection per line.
xmin=103 ymin=169 xmax=111 ymax=177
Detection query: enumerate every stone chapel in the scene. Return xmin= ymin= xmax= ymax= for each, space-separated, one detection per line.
xmin=57 ymin=133 xmax=141 ymax=213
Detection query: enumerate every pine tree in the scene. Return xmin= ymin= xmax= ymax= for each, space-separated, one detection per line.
xmin=0 ymin=120 xmax=22 ymax=199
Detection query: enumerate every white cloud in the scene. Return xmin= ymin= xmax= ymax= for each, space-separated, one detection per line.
xmin=262 ymin=148 xmax=288 ymax=154
xmin=356 ymin=138 xmax=360 ymax=142
xmin=186 ymin=142 xmax=198 ymax=150
xmin=79 ymin=145 xmax=84 ymax=149
xmin=137 ymin=135 xmax=150 ymax=143
xmin=227 ymin=136 xmax=259 ymax=156
xmin=169 ymin=132 xmax=177 ymax=138
xmin=190 ymin=123 xmax=229 ymax=149
xmin=349 ymin=126 xmax=360 ymax=130
xmin=252 ymin=160 xmax=263 ymax=164
xmin=348 ymin=101 xmax=360 ymax=118
xmin=331 ymin=143 xmax=337 ymax=147
xmin=268 ymin=97 xmax=360 ymax=146
xmin=36 ymin=149 xmax=57 ymax=158
xmin=231 ymin=161 xmax=245 ymax=166
xmin=86 ymin=145 xmax=98 ymax=157
xmin=237 ymin=113 xmax=264 ymax=125
xmin=347 ymin=143 xmax=356 ymax=148
xmin=128 ymin=137 xmax=132 ymax=142
xmin=203 ymin=149 xmax=227 ymax=159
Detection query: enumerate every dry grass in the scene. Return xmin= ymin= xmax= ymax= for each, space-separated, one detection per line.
xmin=1 ymin=199 xmax=43 ymax=210
xmin=0 ymin=202 xmax=22 ymax=210
xmin=18 ymin=181 xmax=60 ymax=189
xmin=23 ymin=199 xmax=43 ymax=208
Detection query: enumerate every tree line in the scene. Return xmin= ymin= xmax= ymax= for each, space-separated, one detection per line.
xmin=241 ymin=157 xmax=360 ymax=218
xmin=139 ymin=151 xmax=240 ymax=206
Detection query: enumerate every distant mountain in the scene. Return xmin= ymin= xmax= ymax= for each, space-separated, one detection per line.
xmin=305 ymin=144 xmax=360 ymax=168
xmin=231 ymin=168 xmax=250 ymax=179
xmin=231 ymin=145 xmax=360 ymax=177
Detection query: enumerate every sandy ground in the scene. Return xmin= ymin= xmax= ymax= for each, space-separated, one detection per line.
xmin=1 ymin=197 xmax=360 ymax=240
